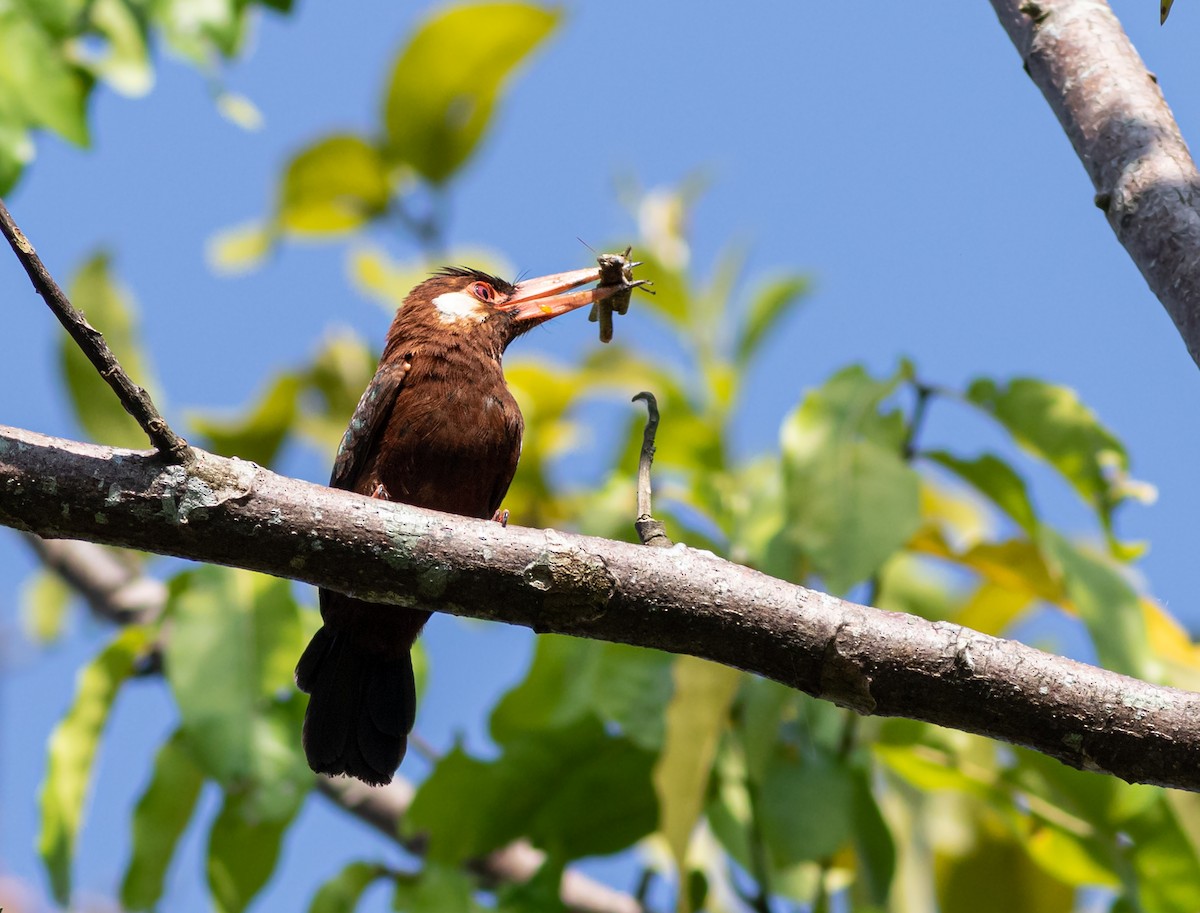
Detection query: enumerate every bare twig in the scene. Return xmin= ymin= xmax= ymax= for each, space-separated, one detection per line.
xmin=5 ymin=425 xmax=1200 ymax=792
xmin=631 ymin=392 xmax=672 ymax=548
xmin=0 ymin=199 xmax=191 ymax=463
xmin=28 ymin=536 xmax=643 ymax=913
xmin=989 ymin=0 xmax=1200 ymax=370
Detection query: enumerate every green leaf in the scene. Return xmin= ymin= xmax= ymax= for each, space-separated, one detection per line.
xmin=190 ymin=372 xmax=303 ymax=467
xmin=0 ymin=5 xmax=91 ymax=144
xmin=216 ymin=91 xmax=263 ymax=131
xmin=1024 ymin=825 xmax=1118 ymax=888
xmin=298 ymin=330 xmax=379 ymax=452
xmin=653 ymin=657 xmax=740 ymax=891
xmin=39 ymin=625 xmax=151 ymax=904
xmin=393 ymin=864 xmax=486 ymax=913
xmin=759 ymin=750 xmax=857 ymax=865
xmin=20 ymin=568 xmax=73 ymax=643
xmin=965 ymin=377 xmax=1139 ymax=535
xmin=926 ymin=451 xmax=1038 ymax=535
xmin=737 ymin=676 xmax=793 ymax=785
xmin=1040 ymin=529 xmax=1155 ymax=680
xmin=85 ymin=0 xmax=153 ymax=96
xmin=495 ymin=857 xmax=566 ymax=913
xmin=850 ymin=769 xmax=896 ymax=904
xmin=207 ymin=789 xmax=297 ymax=913
xmin=164 ymin=567 xmax=305 ymax=784
xmin=120 ymin=729 xmax=206 ymax=911
xmin=61 ymin=252 xmax=159 ymax=448
xmin=0 ymin=114 xmax=33 ymax=194
xmin=410 ymin=717 xmax=657 ymax=863
xmin=936 ymin=825 xmax=1074 ymax=913
xmin=206 ymin=220 xmax=276 ymax=275
xmin=277 ymin=135 xmax=391 ymax=234
xmin=307 ymin=861 xmax=388 ymax=913
xmin=735 ymin=275 xmax=810 ymax=365
xmin=405 ymin=748 xmax=506 ymax=863
xmin=779 ymin=365 xmax=920 ymax=592
xmin=490 ymin=635 xmax=674 ymax=750
xmin=383 ymin=3 xmax=560 ymax=183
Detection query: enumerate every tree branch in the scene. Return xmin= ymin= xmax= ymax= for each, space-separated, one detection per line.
xmin=0 ymin=198 xmax=192 ymax=462
xmin=4 ymin=425 xmax=1200 ymax=791
xmin=989 ymin=0 xmax=1200 ymax=369
xmin=28 ymin=535 xmax=642 ymax=913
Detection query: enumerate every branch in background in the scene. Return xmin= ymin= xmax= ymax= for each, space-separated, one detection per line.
xmin=5 ymin=426 xmax=1200 ymax=792
xmin=29 ymin=536 xmax=643 ymax=913
xmin=989 ymin=0 xmax=1200 ymax=369
xmin=631 ymin=393 xmax=672 ymax=549
xmin=0 ymin=199 xmax=192 ymax=463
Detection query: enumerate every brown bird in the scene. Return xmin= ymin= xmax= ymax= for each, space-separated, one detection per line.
xmin=295 ymin=264 xmax=629 ymax=785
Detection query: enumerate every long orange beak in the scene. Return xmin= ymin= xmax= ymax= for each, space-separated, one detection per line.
xmin=497 ymin=267 xmax=627 ymax=324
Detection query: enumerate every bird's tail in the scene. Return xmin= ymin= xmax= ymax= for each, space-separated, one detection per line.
xmin=295 ymin=615 xmax=419 ymax=786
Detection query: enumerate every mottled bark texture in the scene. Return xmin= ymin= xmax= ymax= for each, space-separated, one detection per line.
xmin=991 ymin=0 xmax=1200 ymax=368
xmin=3 ymin=424 xmax=1200 ymax=790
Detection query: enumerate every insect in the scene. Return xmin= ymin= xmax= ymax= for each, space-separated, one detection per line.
xmin=588 ymin=246 xmax=651 ymax=343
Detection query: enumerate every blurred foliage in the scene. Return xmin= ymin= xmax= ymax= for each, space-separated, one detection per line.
xmin=209 ymin=2 xmax=559 ymax=273
xmin=23 ymin=3 xmax=1200 ymax=913
xmin=0 ymin=0 xmax=292 ymax=194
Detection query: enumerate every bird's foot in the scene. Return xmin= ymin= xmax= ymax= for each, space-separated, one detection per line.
xmin=370 ymin=483 xmax=392 ymax=499
xmin=491 ymin=508 xmax=510 ymax=528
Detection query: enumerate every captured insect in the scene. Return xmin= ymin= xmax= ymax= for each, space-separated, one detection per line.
xmin=588 ymin=246 xmax=652 ymax=343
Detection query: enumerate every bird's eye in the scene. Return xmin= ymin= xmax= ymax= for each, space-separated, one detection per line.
xmin=472 ymin=282 xmax=495 ymax=301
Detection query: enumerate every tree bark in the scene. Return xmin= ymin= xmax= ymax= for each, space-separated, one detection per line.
xmin=3 ymin=424 xmax=1200 ymax=791
xmin=990 ymin=0 xmax=1200 ymax=368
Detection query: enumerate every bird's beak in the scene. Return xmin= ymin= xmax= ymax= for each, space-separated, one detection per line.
xmin=498 ymin=267 xmax=624 ymax=324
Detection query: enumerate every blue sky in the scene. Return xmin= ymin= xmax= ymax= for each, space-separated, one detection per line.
xmin=3 ymin=1 xmax=1200 ymax=910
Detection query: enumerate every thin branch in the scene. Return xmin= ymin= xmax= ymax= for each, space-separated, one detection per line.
xmin=0 ymin=199 xmax=191 ymax=463
xmin=989 ymin=0 xmax=1200 ymax=370
xmin=28 ymin=536 xmax=643 ymax=913
xmin=631 ymin=392 xmax=672 ymax=548
xmin=4 ymin=426 xmax=1200 ymax=791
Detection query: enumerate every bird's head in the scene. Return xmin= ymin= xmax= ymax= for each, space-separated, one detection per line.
xmin=384 ymin=264 xmax=628 ymax=358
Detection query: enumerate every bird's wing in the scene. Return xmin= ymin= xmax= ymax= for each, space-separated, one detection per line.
xmin=329 ymin=358 xmax=410 ymax=491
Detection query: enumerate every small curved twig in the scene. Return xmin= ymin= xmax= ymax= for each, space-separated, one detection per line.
xmin=0 ymin=198 xmax=192 ymax=464
xmin=631 ymin=392 xmax=673 ymax=548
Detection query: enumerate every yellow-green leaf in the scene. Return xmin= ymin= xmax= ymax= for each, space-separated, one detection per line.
xmin=163 ymin=568 xmax=304 ymax=784
xmin=965 ymin=377 xmax=1139 ymax=536
xmin=120 ymin=729 xmax=206 ymax=911
xmin=382 ymin=3 xmax=560 ymax=183
xmin=61 ymin=252 xmax=159 ymax=448
xmin=278 ymin=134 xmax=390 ymax=234
xmin=190 ymin=372 xmax=302 ymax=467
xmin=735 ymin=275 xmax=810 ymax=366
xmin=653 ymin=656 xmax=741 ymax=899
xmin=206 ymin=220 xmax=275 ymax=275
xmin=779 ymin=365 xmax=919 ymax=592
xmin=308 ymin=861 xmax=388 ymax=913
xmin=39 ymin=625 xmax=151 ymax=904
xmin=0 ymin=5 xmax=90 ymax=145
xmin=21 ymin=569 xmax=73 ymax=643
xmin=207 ymin=791 xmax=296 ymax=913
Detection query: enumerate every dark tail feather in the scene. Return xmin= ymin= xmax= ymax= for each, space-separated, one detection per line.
xmin=295 ymin=625 xmax=416 ymax=786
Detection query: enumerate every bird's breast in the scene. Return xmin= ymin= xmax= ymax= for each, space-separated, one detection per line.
xmin=370 ymin=350 xmax=524 ymax=519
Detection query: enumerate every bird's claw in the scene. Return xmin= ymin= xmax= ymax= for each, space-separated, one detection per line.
xmin=491 ymin=508 xmax=510 ymax=528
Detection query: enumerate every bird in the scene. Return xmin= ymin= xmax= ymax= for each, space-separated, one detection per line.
xmin=294 ymin=263 xmax=630 ymax=785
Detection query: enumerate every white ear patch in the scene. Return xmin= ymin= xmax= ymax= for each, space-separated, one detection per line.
xmin=433 ymin=290 xmax=488 ymax=324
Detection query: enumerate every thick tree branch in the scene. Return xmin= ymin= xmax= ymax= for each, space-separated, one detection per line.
xmin=990 ymin=0 xmax=1200 ymax=368
xmin=4 ymin=425 xmax=1200 ymax=790
xmin=29 ymin=535 xmax=642 ymax=913
xmin=0 ymin=198 xmax=191 ymax=462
